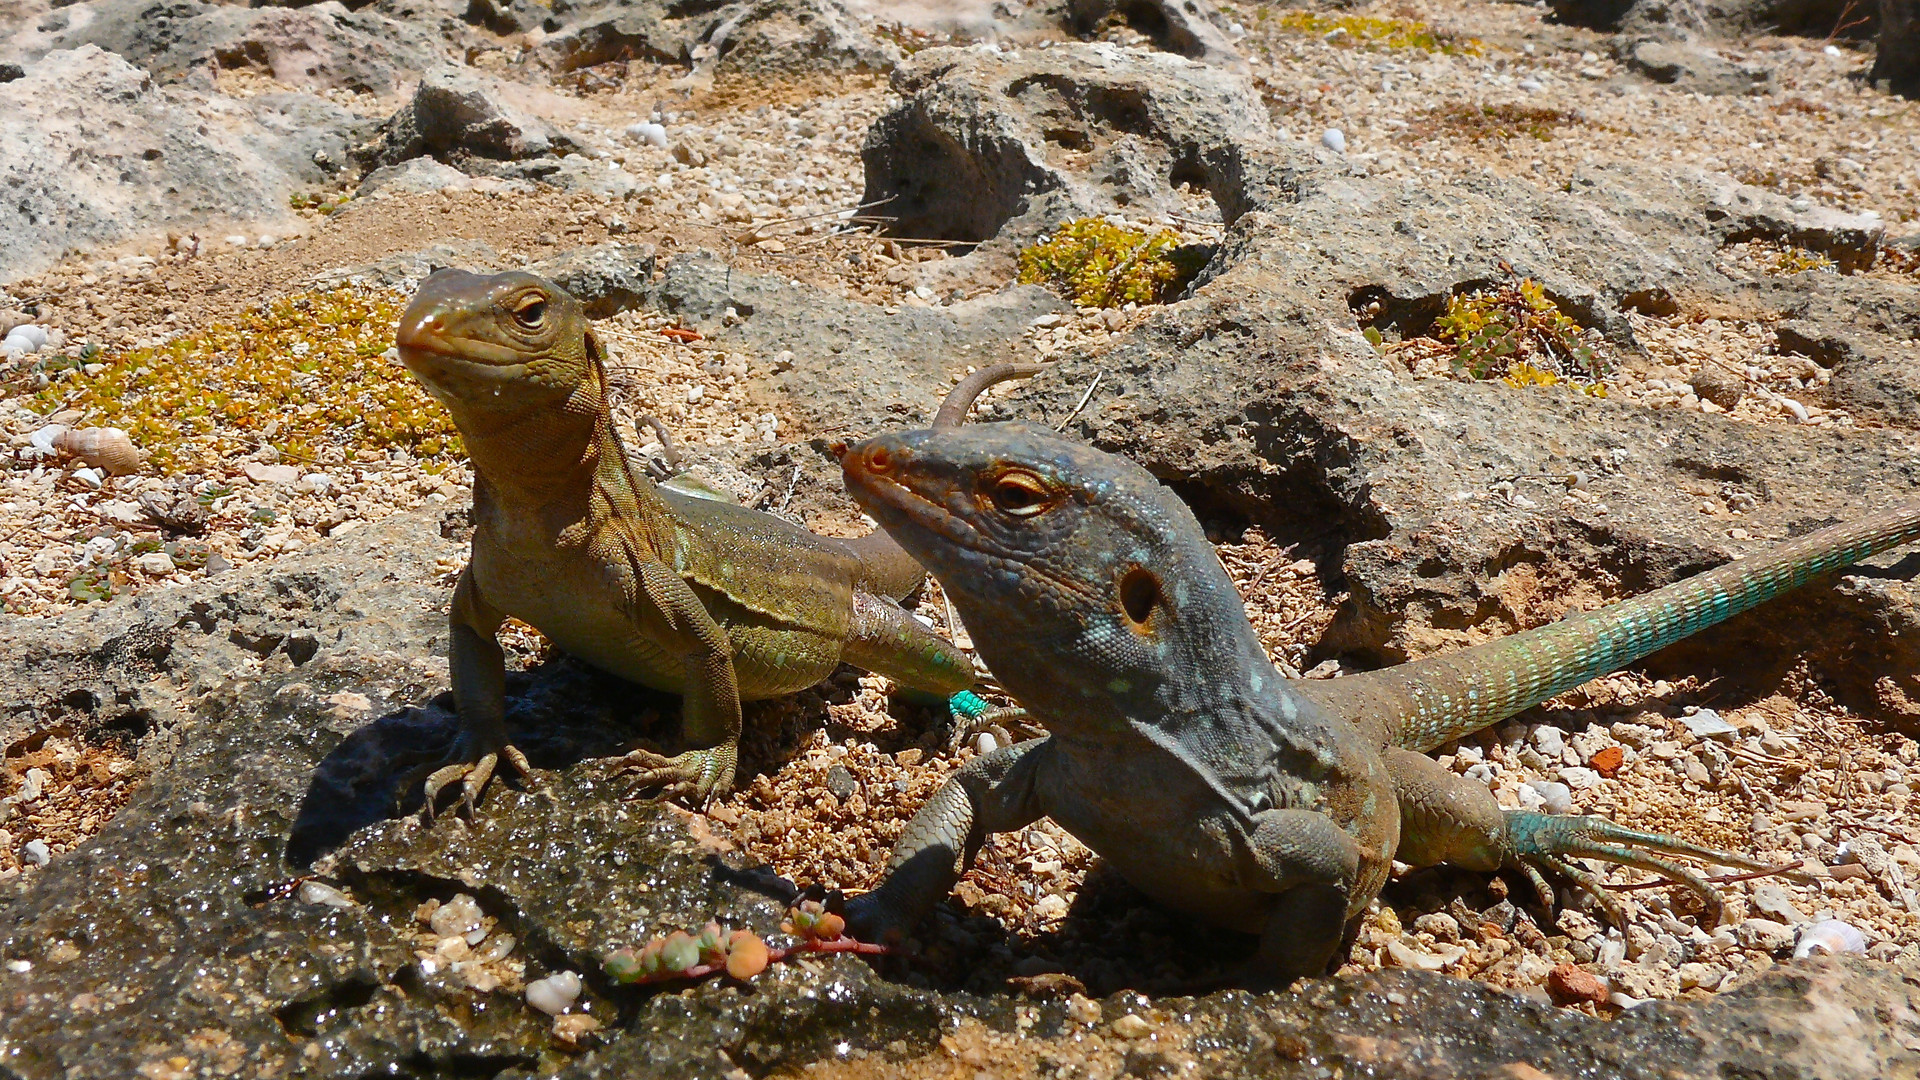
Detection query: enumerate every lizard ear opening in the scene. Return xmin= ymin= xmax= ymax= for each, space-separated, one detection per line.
xmin=1118 ymin=566 xmax=1160 ymax=629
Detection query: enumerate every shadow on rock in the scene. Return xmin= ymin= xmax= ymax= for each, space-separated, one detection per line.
xmin=286 ymin=658 xmax=675 ymax=868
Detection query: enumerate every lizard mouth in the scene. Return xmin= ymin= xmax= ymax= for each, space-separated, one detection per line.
xmin=837 ymin=441 xmax=988 ymax=557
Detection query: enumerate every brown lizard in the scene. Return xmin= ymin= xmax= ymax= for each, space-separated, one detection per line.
xmin=394 ymin=268 xmax=982 ymax=813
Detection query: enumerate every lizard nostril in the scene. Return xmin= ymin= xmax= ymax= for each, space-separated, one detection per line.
xmin=864 ymin=445 xmax=892 ymax=473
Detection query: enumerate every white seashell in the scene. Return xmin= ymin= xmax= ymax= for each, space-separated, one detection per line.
xmin=52 ymin=426 xmax=141 ymax=475
xmin=1793 ymin=919 xmax=1867 ymax=959
xmin=1322 ymin=128 xmax=1347 ymax=153
xmin=525 ymin=970 xmax=582 ymax=1015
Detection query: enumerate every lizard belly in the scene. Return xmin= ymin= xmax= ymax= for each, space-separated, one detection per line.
xmin=1044 ymin=749 xmax=1273 ymax=933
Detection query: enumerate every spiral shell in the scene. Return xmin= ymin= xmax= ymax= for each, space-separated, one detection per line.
xmin=52 ymin=426 xmax=141 ymax=475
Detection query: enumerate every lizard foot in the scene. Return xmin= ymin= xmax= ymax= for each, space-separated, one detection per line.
xmin=1501 ymin=811 xmax=1786 ymax=927
xmin=945 ymin=691 xmax=1038 ymax=752
xmin=621 ymin=744 xmax=738 ymax=806
xmin=404 ymin=738 xmax=534 ymax=821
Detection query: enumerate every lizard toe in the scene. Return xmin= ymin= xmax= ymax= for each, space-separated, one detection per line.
xmin=620 ymin=747 xmax=737 ymax=806
xmin=1502 ymin=811 xmax=1782 ymax=928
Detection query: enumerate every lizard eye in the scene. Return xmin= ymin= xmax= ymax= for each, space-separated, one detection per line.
xmin=1117 ymin=566 xmax=1160 ymax=630
xmin=511 ymin=294 xmax=548 ymax=329
xmin=987 ymin=470 xmax=1051 ymax=517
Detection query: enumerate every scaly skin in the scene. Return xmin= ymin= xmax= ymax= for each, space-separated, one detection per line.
xmin=836 ymin=420 xmax=1920 ymax=983
xmin=394 ymin=269 xmax=975 ymax=813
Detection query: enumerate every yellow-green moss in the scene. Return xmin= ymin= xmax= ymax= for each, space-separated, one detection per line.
xmin=30 ymin=289 xmax=460 ymax=472
xmin=1270 ymin=11 xmax=1482 ymax=55
xmin=1432 ymin=279 xmax=1608 ymax=391
xmin=1018 ymin=218 xmax=1183 ymax=308
xmin=1753 ymin=241 xmax=1835 ymax=275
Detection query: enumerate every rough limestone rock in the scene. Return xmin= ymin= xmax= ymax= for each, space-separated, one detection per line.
xmin=1 ymin=503 xmax=1915 ymax=1077
xmin=355 ymin=64 xmax=584 ymax=170
xmin=859 ymin=43 xmax=1279 ymax=294
xmin=2 ymin=0 xmax=454 ymax=93
xmin=1549 ymin=0 xmax=1878 ymax=39
xmin=538 ymin=0 xmax=898 ymax=77
xmin=0 ymin=45 xmax=354 ymax=283
xmin=1067 ymin=0 xmax=1247 ymax=69
xmin=1618 ymin=38 xmax=1771 ymax=95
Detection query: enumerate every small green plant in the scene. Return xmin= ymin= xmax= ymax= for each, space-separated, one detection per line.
xmin=1432 ymin=279 xmax=1607 ymax=391
xmin=1018 ymin=219 xmax=1183 ymax=308
xmin=67 ymin=567 xmax=115 ymax=603
xmin=1270 ymin=11 xmax=1482 ymax=55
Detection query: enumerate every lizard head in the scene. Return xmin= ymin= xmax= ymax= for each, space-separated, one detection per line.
xmin=396 ymin=269 xmax=601 ymax=417
xmin=840 ymin=422 xmax=1273 ymax=724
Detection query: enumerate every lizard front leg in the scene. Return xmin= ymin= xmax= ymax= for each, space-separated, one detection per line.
xmin=1385 ymin=747 xmax=1779 ymax=927
xmin=412 ymin=568 xmax=534 ymax=818
xmin=1237 ymin=810 xmax=1367 ymax=985
xmin=846 ymin=738 xmax=1053 ymax=944
xmin=619 ymin=559 xmax=746 ymax=805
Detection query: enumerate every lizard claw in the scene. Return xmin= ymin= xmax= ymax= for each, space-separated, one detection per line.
xmin=621 ymin=745 xmax=738 ymax=806
xmin=944 ymin=692 xmax=1037 ymax=753
xmin=403 ymin=736 xmax=533 ymax=821
xmin=1501 ymin=811 xmax=1781 ymax=927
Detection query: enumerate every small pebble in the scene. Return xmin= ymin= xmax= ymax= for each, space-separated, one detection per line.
xmin=1321 ymin=128 xmax=1347 ymax=152
xmin=297 ymin=879 xmax=357 ymax=910
xmin=21 ymin=839 xmax=51 ymax=867
xmin=1681 ymin=709 xmax=1738 ymax=739
xmin=132 ymin=551 xmax=175 ymax=575
xmin=1545 ymin=963 xmax=1608 ymax=1006
xmin=1109 ymin=1013 xmax=1154 ymax=1039
xmin=628 ymin=121 xmax=669 ymax=147
xmin=525 ymin=970 xmax=583 ymax=1015
xmin=429 ymin=893 xmax=486 ymax=939
xmin=1525 ymin=780 xmax=1574 ymax=814
xmin=1518 ymin=78 xmax=1544 ymax=93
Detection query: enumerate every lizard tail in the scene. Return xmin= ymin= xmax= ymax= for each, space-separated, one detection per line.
xmin=845 ymin=363 xmax=1050 ymax=597
xmin=1295 ymin=500 xmax=1920 ymax=753
xmin=932 ymin=363 xmax=1049 ymax=429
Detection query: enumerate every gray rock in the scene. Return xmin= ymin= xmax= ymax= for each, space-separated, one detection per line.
xmin=840 ymin=41 xmax=1920 ymax=725
xmin=1066 ymin=0 xmax=1246 ymax=69
xmin=859 ymin=42 xmax=1282 ymax=292
xmin=308 ymin=239 xmax=504 ymax=290
xmin=1775 ymin=320 xmax=1920 ymax=427
xmin=538 ymin=0 xmax=898 ymax=77
xmin=1550 ymin=0 xmax=1876 ymax=39
xmin=1618 ymin=39 xmax=1770 ymax=96
xmin=3 ymin=0 xmax=454 ymax=93
xmin=355 ymin=155 xmax=474 ymax=197
xmin=527 ymin=242 xmax=659 ymax=318
xmin=355 ymin=63 xmax=583 ymax=169
xmin=0 ymin=46 xmax=354 ymax=284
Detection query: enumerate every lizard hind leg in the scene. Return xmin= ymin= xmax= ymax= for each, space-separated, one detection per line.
xmin=1387 ymin=746 xmax=1780 ymax=929
xmin=1499 ymin=812 xmax=1782 ymax=926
